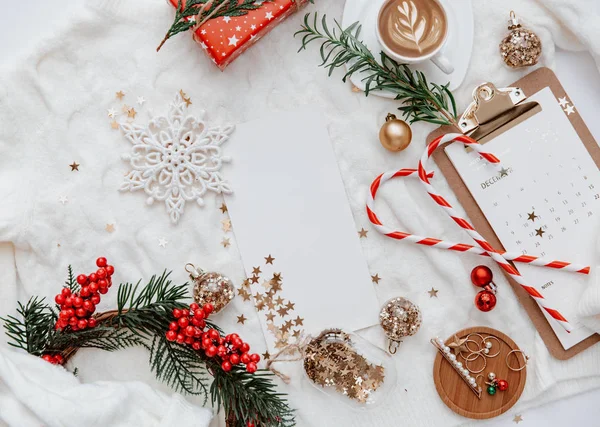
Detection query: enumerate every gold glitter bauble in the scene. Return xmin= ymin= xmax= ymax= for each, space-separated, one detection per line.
xmin=499 ymin=11 xmax=542 ymax=68
xmin=379 ymin=297 xmax=421 ymax=353
xmin=378 ymin=113 xmax=412 ymax=152
xmin=186 ymin=264 xmax=234 ymax=313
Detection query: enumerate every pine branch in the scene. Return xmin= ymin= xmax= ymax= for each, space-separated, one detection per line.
xmin=47 ymin=326 xmax=146 ymax=353
xmin=1 ymin=297 xmax=55 ymax=356
xmin=65 ymin=265 xmax=80 ymax=294
xmin=209 ymin=361 xmax=295 ymax=427
xmin=295 ymin=13 xmax=458 ymax=127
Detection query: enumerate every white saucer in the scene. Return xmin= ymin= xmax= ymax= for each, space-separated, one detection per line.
xmin=341 ymin=0 xmax=474 ymax=98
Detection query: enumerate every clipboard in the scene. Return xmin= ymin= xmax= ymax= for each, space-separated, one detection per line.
xmin=427 ymin=67 xmax=600 ymax=360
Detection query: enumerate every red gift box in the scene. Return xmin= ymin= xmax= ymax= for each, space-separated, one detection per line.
xmin=168 ymin=0 xmax=309 ymax=70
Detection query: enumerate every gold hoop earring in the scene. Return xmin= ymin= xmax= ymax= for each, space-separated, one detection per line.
xmin=481 ymin=336 xmax=501 ymax=358
xmin=465 ymin=352 xmax=487 ymax=373
xmin=506 ymin=349 xmax=529 ymax=371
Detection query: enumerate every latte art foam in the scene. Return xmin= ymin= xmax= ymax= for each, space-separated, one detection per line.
xmin=378 ymin=0 xmax=447 ymax=58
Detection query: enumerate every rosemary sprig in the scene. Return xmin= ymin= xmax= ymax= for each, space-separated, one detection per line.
xmin=295 ymin=13 xmax=458 ymax=127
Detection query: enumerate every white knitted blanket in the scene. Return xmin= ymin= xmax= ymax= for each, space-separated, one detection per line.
xmin=1 ymin=1 xmax=600 ymax=426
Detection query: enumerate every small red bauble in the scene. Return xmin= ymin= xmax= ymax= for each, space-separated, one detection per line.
xmin=250 ymin=353 xmax=260 ymax=363
xmin=246 ymin=362 xmax=257 ymax=373
xmin=76 ymin=308 xmax=87 ymax=318
xmin=240 ymin=343 xmax=250 ymax=353
xmin=76 ymin=274 xmax=88 ymax=285
xmin=203 ymin=304 xmax=214 ymax=315
xmin=42 ymin=354 xmax=54 ymax=363
xmin=89 ymin=282 xmax=99 ymax=292
xmin=172 ymin=308 xmax=183 ymax=319
xmin=106 ymin=265 xmax=115 ymax=276
xmin=61 ymin=288 xmax=72 ymax=297
xmin=90 ymin=294 xmax=101 ymax=305
xmin=88 ymin=318 xmax=97 ymax=328
xmin=54 ymin=354 xmax=64 ymax=365
xmin=176 ymin=334 xmax=185 ymax=344
xmin=190 ymin=303 xmax=199 ymax=311
xmin=166 ymin=330 xmax=177 ymax=341
xmin=247 ymin=422 xmax=255 ymax=427
xmin=185 ymin=325 xmax=196 ymax=337
xmin=96 ymin=268 xmax=107 ymax=279
xmin=229 ymin=354 xmax=240 ymax=365
xmin=206 ymin=345 xmax=218 ymax=358
xmin=471 ymin=265 xmax=493 ymax=287
xmin=55 ymin=294 xmax=65 ymax=305
xmin=181 ymin=309 xmax=190 ymax=318
xmin=96 ymin=257 xmax=107 ymax=268
xmin=240 ymin=353 xmax=251 ymax=364
xmin=208 ymin=329 xmax=219 ymax=340
xmin=178 ymin=317 xmax=190 ymax=328
xmin=221 ymin=361 xmax=232 ymax=372
xmin=80 ymin=286 xmax=91 ymax=297
xmin=73 ymin=296 xmax=83 ymax=308
xmin=497 ymin=379 xmax=509 ymax=391
xmin=192 ymin=341 xmax=202 ymax=351
xmin=99 ymin=287 xmax=108 ymax=295
xmin=169 ymin=321 xmax=179 ymax=331
xmin=475 ymin=290 xmax=497 ymax=312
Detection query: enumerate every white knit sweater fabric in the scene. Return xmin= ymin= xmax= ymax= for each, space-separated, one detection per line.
xmin=2 ymin=0 xmax=600 ymax=426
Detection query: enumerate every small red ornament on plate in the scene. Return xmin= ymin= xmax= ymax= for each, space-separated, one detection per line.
xmin=471 ymin=265 xmax=497 ymax=312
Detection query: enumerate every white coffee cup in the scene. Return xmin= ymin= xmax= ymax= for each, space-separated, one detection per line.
xmin=376 ymin=0 xmax=454 ymax=74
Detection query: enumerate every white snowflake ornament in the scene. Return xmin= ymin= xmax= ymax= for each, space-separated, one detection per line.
xmin=119 ymin=93 xmax=234 ymax=224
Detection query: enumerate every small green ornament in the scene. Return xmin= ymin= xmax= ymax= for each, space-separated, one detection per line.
xmin=487 ymin=385 xmax=497 ymax=395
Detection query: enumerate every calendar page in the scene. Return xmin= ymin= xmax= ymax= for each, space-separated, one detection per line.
xmin=445 ymin=88 xmax=599 ymax=350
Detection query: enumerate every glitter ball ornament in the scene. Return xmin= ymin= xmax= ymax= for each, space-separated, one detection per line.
xmin=475 ymin=289 xmax=497 ymax=312
xmin=186 ymin=264 xmax=234 ymax=313
xmin=379 ymin=297 xmax=422 ymax=354
xmin=499 ymin=11 xmax=542 ymax=68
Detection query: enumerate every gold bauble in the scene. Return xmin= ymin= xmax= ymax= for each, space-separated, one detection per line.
xmin=499 ymin=11 xmax=542 ymax=68
xmin=379 ymin=113 xmax=412 ymax=152
xmin=186 ymin=264 xmax=234 ymax=313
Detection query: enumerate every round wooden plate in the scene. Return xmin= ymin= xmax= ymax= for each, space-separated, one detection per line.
xmin=433 ymin=327 xmax=527 ymax=419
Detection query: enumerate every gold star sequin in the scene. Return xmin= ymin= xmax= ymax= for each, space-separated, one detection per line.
xmin=266 ymin=312 xmax=276 ymax=322
xmin=253 ymin=266 xmax=262 ymax=275
xmin=221 ymin=219 xmax=232 ymax=232
xmin=447 ymin=334 xmax=469 ymax=355
xmin=221 ymin=237 xmax=230 ymax=248
xmin=270 ymin=281 xmax=282 ymax=293
xmin=292 ymin=330 xmax=301 ymax=339
xmin=250 ymin=275 xmax=259 ymax=284
xmin=116 ymin=90 xmax=125 ymax=100
xmin=219 ymin=203 xmax=228 ymax=213
xmin=272 ymin=273 xmax=282 ymax=282
xmin=105 ymin=223 xmax=115 ymax=233
xmin=262 ymin=351 xmax=270 ymax=360
xmin=127 ymin=107 xmax=137 ymax=119
xmin=179 ymin=89 xmax=192 ymax=107
xmin=237 ymin=314 xmax=247 ymax=324
xmin=294 ymin=316 xmax=304 ymax=326
xmin=69 ymin=162 xmax=80 ymax=171
xmin=371 ymin=274 xmax=380 ymax=284
xmin=527 ymin=211 xmax=538 ymax=222
xmin=265 ymin=254 xmax=275 ymax=264
xmin=428 ymin=288 xmax=439 ymax=298
xmin=535 ymin=227 xmax=545 ymax=237
xmin=277 ymin=306 xmax=289 ymax=317
xmin=513 ymin=415 xmax=523 ymax=424
xmin=358 ymin=228 xmax=368 ymax=238
xmin=238 ymin=288 xmax=251 ymax=301
xmin=110 ymin=120 xmax=119 ymax=129
xmin=285 ymin=301 xmax=295 ymax=310
xmin=275 ymin=296 xmax=285 ymax=306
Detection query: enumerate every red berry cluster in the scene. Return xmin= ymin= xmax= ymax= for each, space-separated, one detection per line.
xmin=41 ymin=353 xmax=64 ymax=365
xmin=165 ymin=303 xmax=261 ymax=373
xmin=54 ymin=257 xmax=115 ymax=331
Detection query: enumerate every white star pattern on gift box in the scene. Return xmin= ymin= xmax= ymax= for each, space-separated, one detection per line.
xmin=119 ymin=92 xmax=234 ymax=224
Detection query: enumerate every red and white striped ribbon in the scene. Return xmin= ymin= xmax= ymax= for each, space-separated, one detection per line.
xmin=366 ymin=169 xmax=590 ymax=274
xmin=367 ymin=133 xmax=575 ymax=332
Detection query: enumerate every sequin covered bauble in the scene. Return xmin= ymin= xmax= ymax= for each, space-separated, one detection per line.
xmin=379 ymin=297 xmax=421 ymax=353
xmin=499 ymin=11 xmax=542 ymax=68
xmin=186 ymin=264 xmax=234 ymax=313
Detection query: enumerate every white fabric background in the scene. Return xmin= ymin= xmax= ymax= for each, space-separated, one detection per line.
xmin=1 ymin=0 xmax=600 ymax=426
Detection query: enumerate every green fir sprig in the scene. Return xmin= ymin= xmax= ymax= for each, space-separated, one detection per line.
xmin=2 ymin=267 xmax=295 ymax=427
xmin=295 ymin=13 xmax=458 ymax=126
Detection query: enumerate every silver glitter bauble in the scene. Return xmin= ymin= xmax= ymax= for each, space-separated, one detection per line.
xmin=186 ymin=264 xmax=234 ymax=313
xmin=379 ymin=297 xmax=422 ymax=353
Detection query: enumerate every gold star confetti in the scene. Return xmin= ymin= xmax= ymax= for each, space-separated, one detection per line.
xmin=262 ymin=351 xmax=270 ymax=360
xmin=272 ymin=273 xmax=282 ymax=282
xmin=285 ymin=301 xmax=295 ymax=311
xmin=221 ymin=237 xmax=230 ymax=248
xmin=238 ymin=289 xmax=251 ymax=301
xmin=428 ymin=288 xmax=439 ymax=298
xmin=69 ymin=162 xmax=80 ymax=171
xmin=116 ymin=90 xmax=125 ymax=100
xmin=275 ymin=296 xmax=285 ymax=306
xmin=266 ymin=312 xmax=276 ymax=322
xmin=241 ymin=279 xmax=250 ymax=289
xmin=513 ymin=415 xmax=523 ymax=424
xmin=219 ymin=203 xmax=228 ymax=213
xmin=179 ymin=89 xmax=192 ymax=107
xmin=250 ymin=275 xmax=259 ymax=284
xmin=499 ymin=167 xmax=509 ymax=177
xmin=265 ymin=254 xmax=275 ymax=264
xmin=527 ymin=211 xmax=538 ymax=222
xmin=293 ymin=330 xmax=301 ymax=339
xmin=277 ymin=306 xmax=289 ymax=317
xmin=371 ymin=274 xmax=380 ymax=284
xmin=270 ymin=281 xmax=283 ymax=293
xmin=237 ymin=314 xmax=247 ymax=324
xmin=253 ymin=266 xmax=262 ymax=275
xmin=358 ymin=228 xmax=368 ymax=238
xmin=535 ymin=227 xmax=545 ymax=237
xmin=221 ymin=219 xmax=232 ymax=232
xmin=105 ymin=223 xmax=115 ymax=233
xmin=127 ymin=107 xmax=137 ymax=119
xmin=110 ymin=120 xmax=119 ymax=129
xmin=294 ymin=316 xmax=304 ymax=326
xmin=122 ymin=104 xmax=130 ymax=113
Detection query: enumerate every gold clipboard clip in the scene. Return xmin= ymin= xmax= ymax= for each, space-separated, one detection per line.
xmin=459 ymin=83 xmax=542 ymax=147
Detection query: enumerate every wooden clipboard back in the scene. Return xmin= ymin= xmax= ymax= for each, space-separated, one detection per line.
xmin=428 ymin=67 xmax=600 ymax=360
